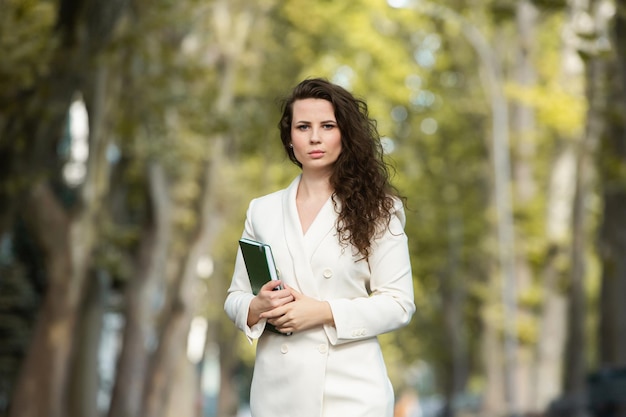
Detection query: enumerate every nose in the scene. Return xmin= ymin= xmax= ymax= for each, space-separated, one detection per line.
xmin=310 ymin=127 xmax=322 ymax=144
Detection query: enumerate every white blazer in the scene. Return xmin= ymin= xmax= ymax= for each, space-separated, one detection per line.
xmin=224 ymin=175 xmax=416 ymax=417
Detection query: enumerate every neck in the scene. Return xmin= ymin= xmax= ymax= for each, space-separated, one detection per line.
xmin=298 ymin=172 xmax=333 ymax=201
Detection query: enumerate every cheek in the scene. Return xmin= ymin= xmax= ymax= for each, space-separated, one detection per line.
xmin=291 ymin=134 xmax=305 ymax=150
xmin=333 ymin=135 xmax=343 ymax=152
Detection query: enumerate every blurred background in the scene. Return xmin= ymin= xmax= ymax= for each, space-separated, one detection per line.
xmin=1 ymin=0 xmax=625 ymax=416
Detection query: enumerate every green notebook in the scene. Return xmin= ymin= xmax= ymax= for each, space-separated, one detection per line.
xmin=239 ymin=238 xmax=289 ymax=336
xmin=238 ymin=238 xmax=283 ymax=295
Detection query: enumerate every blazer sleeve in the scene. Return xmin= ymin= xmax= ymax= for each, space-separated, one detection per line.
xmin=223 ymin=199 xmax=270 ymax=343
xmin=324 ymin=201 xmax=416 ymax=346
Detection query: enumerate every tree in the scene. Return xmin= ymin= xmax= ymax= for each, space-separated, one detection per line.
xmin=597 ymin=0 xmax=626 ymax=368
xmin=0 ymin=1 xmax=130 ymax=416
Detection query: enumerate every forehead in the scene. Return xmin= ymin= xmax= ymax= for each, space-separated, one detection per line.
xmin=292 ymin=98 xmax=335 ymax=120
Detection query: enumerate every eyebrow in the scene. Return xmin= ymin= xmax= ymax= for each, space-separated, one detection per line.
xmin=293 ymin=119 xmax=337 ymax=124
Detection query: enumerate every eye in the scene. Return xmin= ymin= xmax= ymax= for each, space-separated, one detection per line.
xmin=295 ymin=124 xmax=310 ymax=131
xmin=323 ymin=123 xmax=336 ymax=129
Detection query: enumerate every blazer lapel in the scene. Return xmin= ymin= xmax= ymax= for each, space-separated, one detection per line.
xmin=282 ymin=176 xmax=337 ymax=298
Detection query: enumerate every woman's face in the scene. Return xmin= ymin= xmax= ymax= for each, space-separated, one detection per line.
xmin=290 ymin=98 xmax=342 ymax=175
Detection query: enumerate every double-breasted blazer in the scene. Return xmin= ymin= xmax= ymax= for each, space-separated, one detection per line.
xmin=224 ymin=175 xmax=416 ymax=417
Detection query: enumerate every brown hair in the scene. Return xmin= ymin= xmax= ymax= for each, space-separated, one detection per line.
xmin=279 ymin=78 xmax=402 ymax=259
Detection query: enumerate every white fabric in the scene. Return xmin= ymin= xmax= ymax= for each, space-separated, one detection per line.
xmin=224 ymin=175 xmax=415 ymax=417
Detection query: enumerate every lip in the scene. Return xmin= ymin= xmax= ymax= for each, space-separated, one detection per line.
xmin=308 ymin=150 xmax=325 ymax=158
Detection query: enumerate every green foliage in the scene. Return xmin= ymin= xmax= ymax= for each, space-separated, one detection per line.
xmin=531 ymin=0 xmax=568 ymax=11
xmin=506 ymin=83 xmax=586 ymax=137
xmin=0 ymin=0 xmax=56 ymax=93
xmin=0 ymin=262 xmax=38 ymax=408
xmin=518 ymin=285 xmax=543 ymax=312
xmin=92 ymin=220 xmax=140 ymax=285
xmin=516 ymin=314 xmax=538 ymax=345
xmin=489 ymin=0 xmax=517 ymax=22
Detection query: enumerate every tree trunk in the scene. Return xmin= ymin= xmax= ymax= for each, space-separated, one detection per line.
xmin=108 ymin=163 xmax=171 ymax=417
xmin=9 ymin=63 xmax=115 ymax=417
xmin=6 ymin=2 xmax=129 ymax=416
xmin=480 ymin=298 xmax=506 ymax=417
xmin=201 ymin=6 xmax=255 ymax=414
xmin=68 ymin=270 xmax=109 ymax=417
xmin=597 ymin=0 xmax=626 ymax=368
xmin=562 ymin=125 xmax=594 ymax=417
xmin=534 ymin=144 xmax=575 ymax=413
xmin=9 ymin=183 xmax=75 ymax=417
xmin=142 ymin=136 xmax=226 ymax=417
xmin=216 ymin=332 xmax=241 ymax=417
xmin=510 ymin=1 xmax=538 ymax=412
xmin=533 ymin=0 xmax=589 ymax=411
xmin=164 ymin=352 xmax=199 ymax=417
xmin=440 ymin=193 xmax=466 ymax=417
xmin=512 ymin=0 xmax=537 ymax=204
xmin=142 ymin=294 xmax=195 ymax=417
xmin=533 ymin=245 xmax=567 ymax=412
xmin=592 ymin=6 xmax=626 ymax=417
xmin=560 ymin=4 xmax=610 ymax=412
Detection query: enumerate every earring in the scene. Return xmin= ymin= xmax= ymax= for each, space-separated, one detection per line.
xmin=289 ymin=144 xmax=293 ymax=148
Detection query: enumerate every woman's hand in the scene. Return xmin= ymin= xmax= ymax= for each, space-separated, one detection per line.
xmin=261 ymin=285 xmax=334 ymax=334
xmin=247 ymin=280 xmax=294 ymax=327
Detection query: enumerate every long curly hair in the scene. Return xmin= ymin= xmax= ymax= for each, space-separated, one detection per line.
xmin=279 ymin=78 xmax=402 ymax=259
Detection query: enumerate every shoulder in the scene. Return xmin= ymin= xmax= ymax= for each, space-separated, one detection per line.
xmin=390 ymin=197 xmax=406 ymax=229
xmin=375 ymin=197 xmax=406 ymax=239
xmin=249 ymin=188 xmax=285 ymax=211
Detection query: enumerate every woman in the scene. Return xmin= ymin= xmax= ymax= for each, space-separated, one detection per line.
xmin=224 ymin=78 xmax=415 ymax=417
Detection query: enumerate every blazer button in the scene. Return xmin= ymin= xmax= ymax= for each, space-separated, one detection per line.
xmin=280 ymin=344 xmax=288 ymax=354
xmin=322 ymin=268 xmax=333 ymax=279
xmin=318 ymin=344 xmax=328 ymax=354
